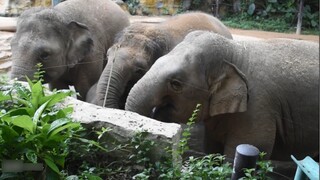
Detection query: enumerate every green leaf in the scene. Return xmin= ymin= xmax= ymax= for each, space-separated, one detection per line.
xmin=55 ymin=107 xmax=73 ymax=119
xmin=14 ymin=83 xmax=31 ymax=100
xmin=6 ymin=108 xmax=30 ymax=117
xmin=0 ymin=125 xmax=19 ymax=142
xmin=53 ymin=155 xmax=65 ymax=168
xmin=0 ymin=92 xmax=11 ymax=102
xmin=31 ymin=81 xmax=44 ymax=109
xmin=41 ymin=123 xmax=51 ymax=134
xmin=48 ymin=122 xmax=80 ymax=139
xmin=86 ymin=174 xmax=103 ymax=180
xmin=44 ymin=156 xmax=60 ymax=175
xmin=26 ymin=150 xmax=38 ymax=163
xmin=33 ymin=100 xmax=50 ymax=131
xmin=11 ymin=115 xmax=34 ymax=133
xmin=2 ymin=115 xmax=12 ymax=124
xmin=40 ymin=91 xmax=72 ymax=108
xmin=13 ymin=97 xmax=33 ymax=108
xmin=47 ymin=118 xmax=70 ymax=135
xmin=25 ymin=133 xmax=43 ymax=143
xmin=26 ymin=76 xmax=34 ymax=90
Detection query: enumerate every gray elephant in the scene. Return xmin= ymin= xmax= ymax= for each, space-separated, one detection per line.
xmin=90 ymin=12 xmax=232 ymax=108
xmin=125 ymin=31 xmax=319 ymax=176
xmin=10 ymin=0 xmax=129 ymax=100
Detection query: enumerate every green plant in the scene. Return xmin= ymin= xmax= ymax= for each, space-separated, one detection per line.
xmin=191 ymin=0 xmax=202 ymax=9
xmin=241 ymin=152 xmax=274 ymax=180
xmin=132 ymin=104 xmax=234 ymax=179
xmin=129 ymin=131 xmax=155 ymax=167
xmin=180 ymin=154 xmax=232 ymax=179
xmin=303 ymin=5 xmax=319 ymax=29
xmin=142 ymin=7 xmax=151 ymax=15
xmin=0 ymin=64 xmax=80 ymax=178
xmin=126 ymin=0 xmax=140 ymax=15
xmin=161 ymin=7 xmax=169 ymax=15
xmin=223 ymin=0 xmax=319 ymax=34
xmin=177 ymin=104 xmax=200 ymax=156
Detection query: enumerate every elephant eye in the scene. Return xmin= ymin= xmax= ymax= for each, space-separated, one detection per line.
xmin=39 ymin=51 xmax=50 ymax=61
xmin=135 ymin=68 xmax=145 ymax=75
xmin=170 ymin=79 xmax=183 ymax=92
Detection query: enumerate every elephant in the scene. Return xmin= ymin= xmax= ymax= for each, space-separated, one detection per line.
xmin=90 ymin=12 xmax=232 ymax=108
xmin=125 ymin=31 xmax=319 ymax=177
xmin=10 ymin=0 xmax=129 ymax=100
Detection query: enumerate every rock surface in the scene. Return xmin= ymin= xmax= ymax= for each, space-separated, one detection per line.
xmin=59 ymin=96 xmax=182 ymax=161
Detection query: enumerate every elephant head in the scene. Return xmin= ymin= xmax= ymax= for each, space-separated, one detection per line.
xmin=10 ymin=7 xmax=93 ymax=84
xmin=93 ymin=12 xmax=234 ymax=108
xmin=94 ymin=24 xmax=168 ymax=108
xmin=125 ymin=31 xmax=248 ymax=123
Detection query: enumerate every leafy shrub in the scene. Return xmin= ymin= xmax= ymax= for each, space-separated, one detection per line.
xmin=238 ymin=0 xmax=319 ymax=31
xmin=127 ymin=0 xmax=140 ymax=15
xmin=0 ymin=64 xmax=79 ymax=179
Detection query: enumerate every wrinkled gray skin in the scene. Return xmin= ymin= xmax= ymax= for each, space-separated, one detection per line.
xmin=126 ymin=31 xmax=319 ymax=176
xmin=90 ymin=12 xmax=232 ymax=108
xmin=10 ymin=0 xmax=129 ymax=100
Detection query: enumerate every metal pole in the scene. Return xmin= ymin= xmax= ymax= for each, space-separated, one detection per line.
xmin=231 ymin=144 xmax=260 ymax=180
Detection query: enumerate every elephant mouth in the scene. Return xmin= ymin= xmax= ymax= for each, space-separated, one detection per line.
xmin=151 ymin=101 xmax=177 ymax=123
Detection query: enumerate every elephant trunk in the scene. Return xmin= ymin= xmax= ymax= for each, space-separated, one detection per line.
xmin=125 ymin=73 xmax=159 ymax=117
xmin=96 ymin=62 xmax=127 ymax=108
xmin=10 ymin=63 xmax=36 ymax=81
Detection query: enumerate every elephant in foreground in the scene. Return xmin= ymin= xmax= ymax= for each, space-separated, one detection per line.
xmin=126 ymin=31 xmax=319 ymax=176
xmin=90 ymin=12 xmax=232 ymax=108
xmin=10 ymin=0 xmax=129 ymax=100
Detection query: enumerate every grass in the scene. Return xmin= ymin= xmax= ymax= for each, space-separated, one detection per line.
xmin=222 ymin=16 xmax=319 ymax=35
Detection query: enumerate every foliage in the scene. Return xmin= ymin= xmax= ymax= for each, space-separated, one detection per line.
xmin=133 ymin=104 xmax=233 ymax=179
xmin=302 ymin=5 xmax=319 ymax=29
xmin=191 ymin=0 xmax=203 ymax=9
xmin=127 ymin=0 xmax=140 ymax=15
xmin=238 ymin=0 xmax=319 ymax=31
xmin=241 ymin=152 xmax=274 ymax=180
xmin=161 ymin=7 xmax=170 ymax=15
xmin=0 ymin=64 xmax=79 ymax=179
xmin=223 ymin=14 xmax=293 ymax=32
xmin=180 ymin=0 xmax=318 ymax=34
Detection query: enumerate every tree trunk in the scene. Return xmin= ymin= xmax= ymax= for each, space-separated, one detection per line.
xmin=215 ymin=0 xmax=220 ymax=18
xmin=233 ymin=0 xmax=241 ymax=13
xmin=296 ymin=0 xmax=304 ymax=35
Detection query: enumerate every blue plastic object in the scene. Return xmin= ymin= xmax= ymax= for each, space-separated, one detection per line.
xmin=291 ymin=155 xmax=319 ymax=180
xmin=52 ymin=0 xmax=61 ymax=6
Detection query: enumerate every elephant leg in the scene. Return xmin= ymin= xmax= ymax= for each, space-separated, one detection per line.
xmin=270 ymin=160 xmax=296 ymax=178
xmin=183 ymin=123 xmax=207 ymax=158
xmin=223 ymin=117 xmax=277 ymax=160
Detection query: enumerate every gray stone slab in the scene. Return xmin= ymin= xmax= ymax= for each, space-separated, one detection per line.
xmin=59 ymin=96 xmax=182 ymax=162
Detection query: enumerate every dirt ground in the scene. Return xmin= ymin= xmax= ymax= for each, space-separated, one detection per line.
xmin=229 ymin=28 xmax=319 ymax=42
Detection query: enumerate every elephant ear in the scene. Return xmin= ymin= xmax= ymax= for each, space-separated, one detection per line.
xmin=209 ymin=62 xmax=248 ymax=117
xmin=67 ymin=21 xmax=94 ymax=68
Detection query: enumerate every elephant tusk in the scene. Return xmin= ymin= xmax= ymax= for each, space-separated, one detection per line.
xmin=151 ymin=107 xmax=157 ymax=119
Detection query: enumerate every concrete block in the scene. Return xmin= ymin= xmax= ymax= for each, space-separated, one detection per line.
xmin=59 ymin=96 xmax=182 ymax=162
